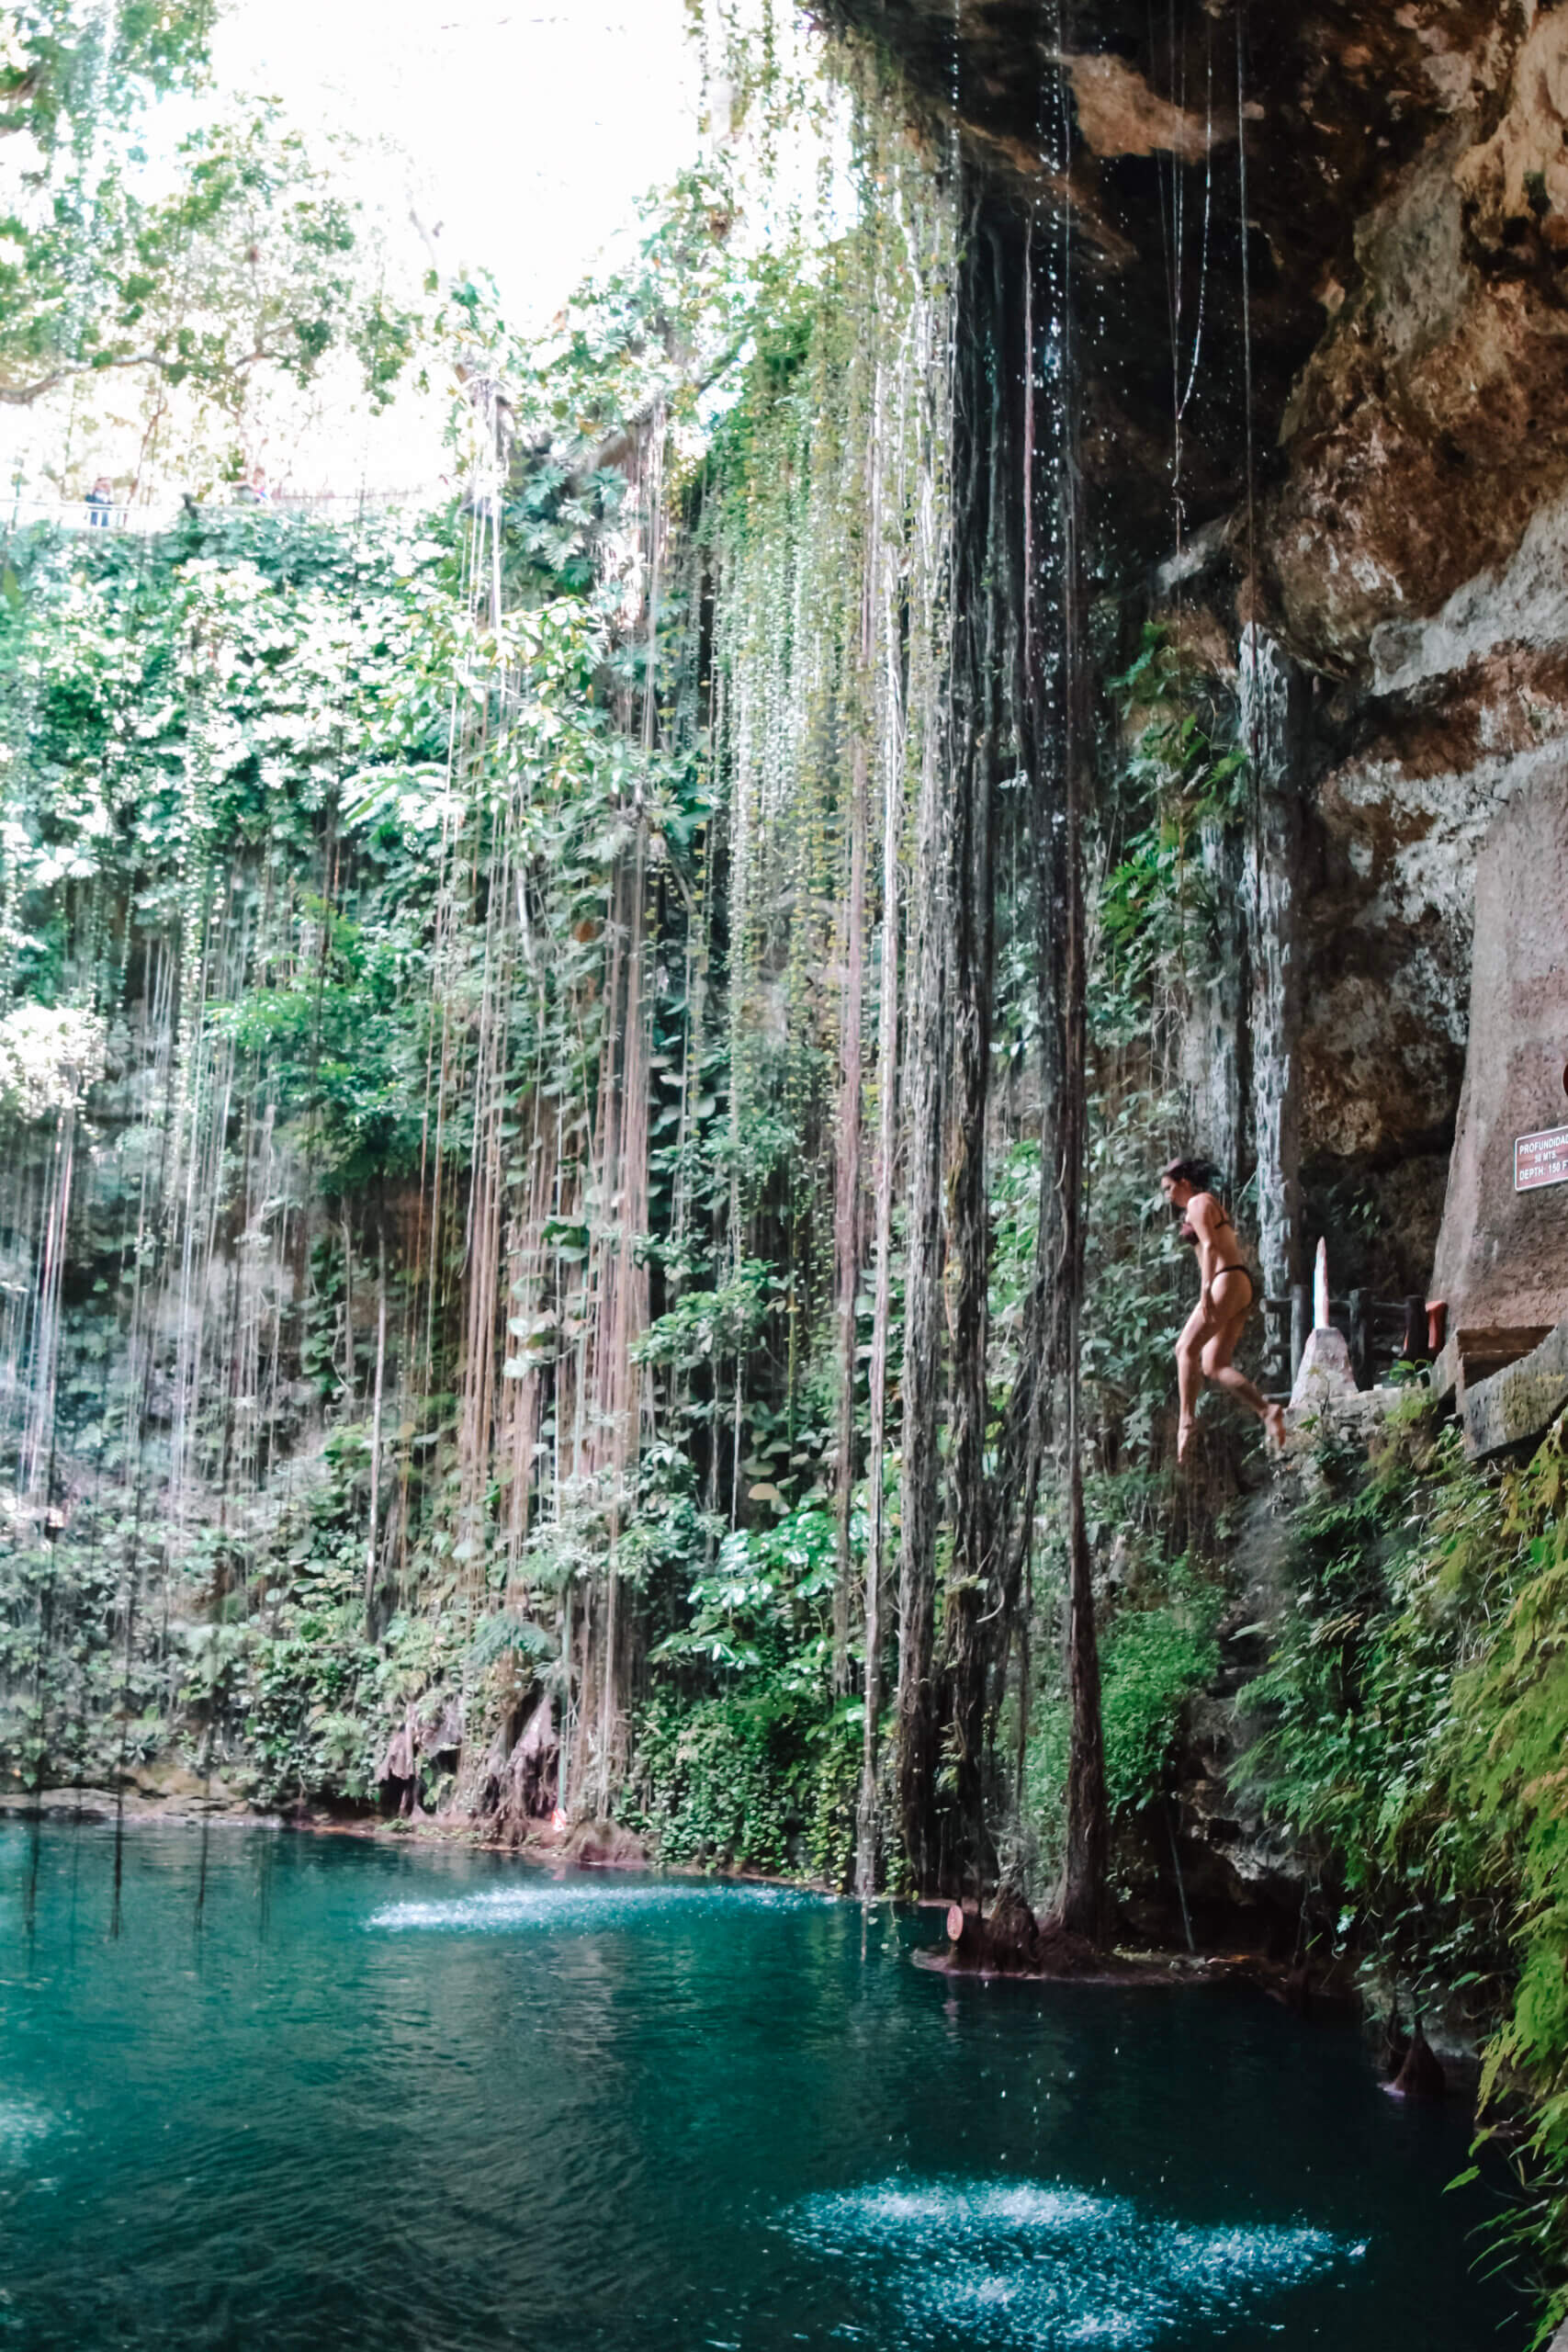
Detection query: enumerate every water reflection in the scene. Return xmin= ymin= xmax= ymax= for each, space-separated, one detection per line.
xmin=0 ymin=1825 xmax=1526 ymax=2351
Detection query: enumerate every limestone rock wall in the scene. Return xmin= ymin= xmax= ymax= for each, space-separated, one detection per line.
xmin=1270 ymin=11 xmax=1568 ymax=1249
xmin=1431 ymin=773 xmax=1568 ymax=1336
xmin=815 ymin=0 xmax=1568 ymax=1294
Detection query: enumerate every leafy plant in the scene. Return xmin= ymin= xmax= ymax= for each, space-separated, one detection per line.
xmin=1239 ymin=1408 xmax=1568 ymax=2340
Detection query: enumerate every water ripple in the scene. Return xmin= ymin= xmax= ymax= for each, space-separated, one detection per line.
xmin=0 ymin=2101 xmax=53 ymax=2159
xmin=367 ymin=1876 xmax=822 ymax=1934
xmin=786 ymin=2176 xmax=1363 ymax=2348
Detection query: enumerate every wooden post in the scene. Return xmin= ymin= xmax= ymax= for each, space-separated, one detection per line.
xmin=1399 ymin=1293 xmax=1427 ymax=1363
xmin=1264 ymin=1297 xmax=1289 ymax=1388
xmin=1290 ymin=1283 xmax=1309 ymax=1385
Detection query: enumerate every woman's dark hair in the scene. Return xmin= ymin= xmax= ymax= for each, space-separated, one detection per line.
xmin=1161 ymin=1154 xmax=1219 ymax=1195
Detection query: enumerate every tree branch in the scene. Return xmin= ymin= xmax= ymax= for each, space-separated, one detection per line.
xmin=0 ymin=339 xmax=292 ymax=407
xmin=0 ymin=353 xmax=168 ymax=407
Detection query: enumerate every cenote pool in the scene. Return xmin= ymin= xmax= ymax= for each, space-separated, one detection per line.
xmin=0 ymin=1824 xmax=1527 ymax=2349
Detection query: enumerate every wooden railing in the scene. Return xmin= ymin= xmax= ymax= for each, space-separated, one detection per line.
xmin=1259 ymin=1289 xmax=1428 ymax=1396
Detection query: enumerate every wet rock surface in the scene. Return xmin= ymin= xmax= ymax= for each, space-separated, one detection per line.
xmin=812 ymin=0 xmax=1568 ymax=1237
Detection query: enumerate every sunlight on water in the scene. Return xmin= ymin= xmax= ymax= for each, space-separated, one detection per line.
xmin=0 ymin=2101 xmax=53 ymax=2160
xmin=0 ymin=1830 xmax=1517 ymax=2349
xmin=787 ymin=2177 xmax=1362 ymax=2349
xmin=367 ymin=1875 xmax=823 ymax=1934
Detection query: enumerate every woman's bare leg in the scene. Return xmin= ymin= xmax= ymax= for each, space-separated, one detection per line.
xmin=1201 ymin=1314 xmax=1286 ymax=1449
xmin=1175 ymin=1299 xmax=1213 ymax=1463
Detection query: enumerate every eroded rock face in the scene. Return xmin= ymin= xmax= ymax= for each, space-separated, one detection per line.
xmin=820 ymin=0 xmax=1568 ymax=685
xmin=1371 ymin=492 xmax=1568 ymax=695
xmin=1457 ymin=6 xmax=1568 ymax=250
xmin=1430 ymin=771 xmax=1568 ymax=1341
xmin=1298 ymin=643 xmax=1568 ymax=1169
xmin=1462 ymin=1317 xmax=1568 ymax=1456
xmin=1059 ymin=51 xmax=1229 ymax=164
xmin=817 ymin=0 xmax=1568 ymax=1259
xmin=1275 ymin=13 xmax=1568 ymax=673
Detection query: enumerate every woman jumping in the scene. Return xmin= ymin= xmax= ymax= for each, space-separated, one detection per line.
xmin=1158 ymin=1156 xmax=1286 ymax=1463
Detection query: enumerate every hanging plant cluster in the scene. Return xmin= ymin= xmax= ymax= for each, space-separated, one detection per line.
xmin=0 ymin=6 xmax=1109 ymax=1918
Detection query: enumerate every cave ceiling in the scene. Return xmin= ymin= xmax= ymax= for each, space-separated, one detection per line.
xmin=810 ymin=0 xmax=1556 ymax=676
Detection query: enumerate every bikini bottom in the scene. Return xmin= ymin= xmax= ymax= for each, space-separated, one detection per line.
xmin=1205 ymin=1263 xmax=1255 ymax=1310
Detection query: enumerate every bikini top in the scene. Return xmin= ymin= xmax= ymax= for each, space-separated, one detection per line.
xmin=1179 ymin=1198 xmax=1241 ymax=1252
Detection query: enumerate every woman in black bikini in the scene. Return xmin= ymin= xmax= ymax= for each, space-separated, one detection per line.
xmin=1158 ymin=1156 xmax=1286 ymax=1463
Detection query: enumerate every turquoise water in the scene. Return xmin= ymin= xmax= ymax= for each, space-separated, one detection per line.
xmin=0 ymin=1824 xmax=1526 ymax=2349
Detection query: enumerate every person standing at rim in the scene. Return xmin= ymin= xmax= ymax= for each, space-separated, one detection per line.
xmin=1158 ymin=1155 xmax=1286 ymax=1462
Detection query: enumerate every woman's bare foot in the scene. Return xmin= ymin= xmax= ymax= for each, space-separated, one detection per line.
xmin=1177 ymin=1416 xmax=1196 ymax=1463
xmin=1264 ymin=1402 xmax=1287 ymax=1452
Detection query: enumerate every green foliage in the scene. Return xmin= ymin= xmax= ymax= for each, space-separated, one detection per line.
xmin=2 ymin=26 xmax=422 ymax=429
xmin=1081 ymin=1089 xmax=1192 ymax=1465
xmin=467 ymin=1612 xmax=557 ymax=1674
xmin=241 ymin=1598 xmax=457 ymax=1815
xmin=1021 ymin=1692 xmax=1072 ymax=1884
xmin=1022 ymin=1589 xmax=1216 ymax=1886
xmin=1237 ymin=1410 xmax=1507 ymax=1991
xmin=627 ymin=1693 xmax=793 ymax=1874
xmin=627 ymin=1685 xmax=859 ymax=1886
xmin=627 ymin=1504 xmax=860 ymax=1883
xmin=651 ymin=1507 xmax=842 ymax=1675
xmin=0 ymin=1519 xmax=135 ymax=1789
xmin=1102 ymin=1600 xmax=1219 ymax=1819
xmin=508 ymin=163 xmax=758 ymax=456
xmin=1239 ymin=1410 xmax=1568 ymax=2338
xmin=635 ymin=1260 xmax=782 ymax=1380
xmin=1104 ymin=624 xmax=1248 ymax=824
xmin=1093 ymin=625 xmax=1247 ymax=1047
xmin=1453 ymin=1433 xmax=1568 ymax=2341
xmin=243 ymin=1612 xmax=385 ymax=1808
xmin=0 ymin=504 xmax=460 ymax=1159
xmin=1 ymin=3 xmax=215 ymax=154
xmin=234 ymin=1463 xmax=463 ymax=1811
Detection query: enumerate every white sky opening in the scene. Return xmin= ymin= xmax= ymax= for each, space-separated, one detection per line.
xmin=2 ymin=0 xmax=707 ymax=503
xmin=208 ymin=0 xmax=705 ymax=340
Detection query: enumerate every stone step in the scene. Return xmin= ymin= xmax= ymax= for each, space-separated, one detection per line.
xmin=1461 ymin=1317 xmax=1568 ymax=1460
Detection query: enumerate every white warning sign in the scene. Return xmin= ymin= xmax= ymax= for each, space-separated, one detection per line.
xmin=1516 ymin=1125 xmax=1568 ymax=1193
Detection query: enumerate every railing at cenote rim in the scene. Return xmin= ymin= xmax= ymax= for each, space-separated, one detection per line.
xmin=3 ymin=487 xmax=447 ymax=536
xmin=1259 ymin=1286 xmax=1430 ymax=1398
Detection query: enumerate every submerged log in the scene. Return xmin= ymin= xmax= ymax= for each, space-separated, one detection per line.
xmin=1389 ymin=2017 xmax=1446 ymax=2101
xmin=942 ymin=1889 xmax=1104 ymax=1978
xmin=1281 ymin=1962 xmax=1313 ymax=2018
xmin=1380 ymin=2003 xmax=1411 ymax=2080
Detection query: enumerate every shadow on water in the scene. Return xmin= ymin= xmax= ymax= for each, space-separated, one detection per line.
xmin=0 ymin=1823 xmax=1531 ymax=2351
